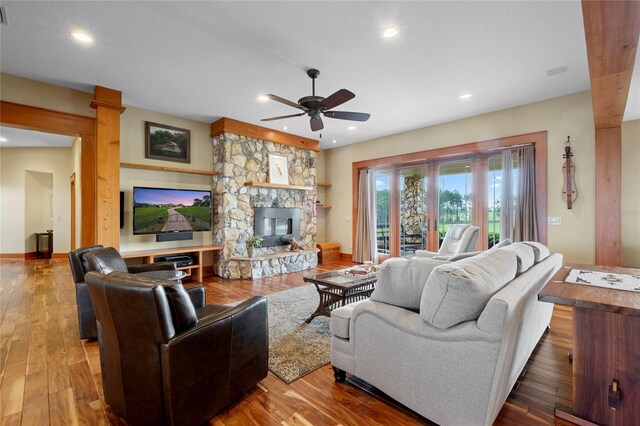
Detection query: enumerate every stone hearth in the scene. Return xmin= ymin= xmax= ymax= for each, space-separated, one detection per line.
xmin=212 ymin=132 xmax=318 ymax=278
xmin=227 ymin=249 xmax=319 ymax=279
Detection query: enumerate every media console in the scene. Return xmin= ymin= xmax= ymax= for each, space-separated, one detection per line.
xmin=122 ymin=245 xmax=222 ymax=282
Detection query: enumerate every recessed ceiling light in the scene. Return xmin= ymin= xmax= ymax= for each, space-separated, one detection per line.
xmin=283 ymin=126 xmax=287 ymax=130
xmin=332 ymin=139 xmax=337 ymax=144
xmin=348 ymin=126 xmax=356 ymax=130
xmin=459 ymin=93 xmax=472 ymax=100
xmin=0 ymin=137 xmax=7 ymax=142
xmin=257 ymin=95 xmax=269 ymax=101
xmin=71 ymin=31 xmax=93 ymax=44
xmin=382 ymin=27 xmax=398 ymax=38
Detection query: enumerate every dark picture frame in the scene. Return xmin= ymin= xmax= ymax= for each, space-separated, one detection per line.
xmin=145 ymin=121 xmax=191 ymax=163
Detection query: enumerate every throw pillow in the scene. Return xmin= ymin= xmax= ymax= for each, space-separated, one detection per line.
xmin=521 ymin=241 xmax=551 ymax=263
xmin=420 ymin=249 xmax=518 ymax=329
xmin=371 ymin=257 xmax=449 ymax=310
xmin=499 ymin=242 xmax=535 ymax=274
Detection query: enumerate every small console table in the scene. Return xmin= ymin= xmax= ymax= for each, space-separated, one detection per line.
xmin=122 ymin=245 xmax=222 ymax=283
xmin=539 ymin=264 xmax=640 ymax=426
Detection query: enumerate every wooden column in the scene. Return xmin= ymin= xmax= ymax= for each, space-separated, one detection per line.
xmin=595 ymin=128 xmax=622 ymax=265
xmin=581 ymin=0 xmax=640 ymax=265
xmin=90 ymin=87 xmax=125 ymax=249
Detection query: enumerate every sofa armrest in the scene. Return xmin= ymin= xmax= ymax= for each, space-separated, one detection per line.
xmin=185 ymin=286 xmax=206 ymax=309
xmin=128 ymin=262 xmax=176 ymax=273
xmin=414 ymin=250 xmax=437 ymax=258
xmin=351 ymin=300 xmax=500 ymax=344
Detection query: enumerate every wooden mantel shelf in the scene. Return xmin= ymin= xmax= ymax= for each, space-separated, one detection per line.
xmin=244 ymin=181 xmax=314 ymax=191
xmin=120 ymin=162 xmax=219 ymax=176
xmin=317 ymin=183 xmax=332 ymax=188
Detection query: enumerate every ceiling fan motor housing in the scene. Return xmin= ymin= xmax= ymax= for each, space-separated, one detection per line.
xmin=298 ymin=95 xmax=326 ymax=111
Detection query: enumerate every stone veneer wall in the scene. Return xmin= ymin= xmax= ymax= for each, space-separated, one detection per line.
xmin=401 ymin=176 xmax=426 ymax=234
xmin=212 ymin=133 xmax=317 ymax=278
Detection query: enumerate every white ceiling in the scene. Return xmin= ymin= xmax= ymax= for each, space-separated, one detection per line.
xmin=0 ymin=126 xmax=75 ymax=148
xmin=0 ymin=1 xmax=637 ymax=150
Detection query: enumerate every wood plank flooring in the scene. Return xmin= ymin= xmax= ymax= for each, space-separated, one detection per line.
xmin=0 ymin=259 xmax=574 ymax=425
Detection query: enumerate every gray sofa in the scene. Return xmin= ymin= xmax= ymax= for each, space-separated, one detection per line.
xmin=330 ymin=242 xmax=562 ymax=426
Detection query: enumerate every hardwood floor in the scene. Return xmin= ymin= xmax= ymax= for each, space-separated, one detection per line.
xmin=0 ymin=259 xmax=574 ymax=425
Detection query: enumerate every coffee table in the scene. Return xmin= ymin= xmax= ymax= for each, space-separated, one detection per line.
xmin=137 ymin=270 xmax=188 ymax=284
xmin=303 ymin=269 xmax=377 ymax=323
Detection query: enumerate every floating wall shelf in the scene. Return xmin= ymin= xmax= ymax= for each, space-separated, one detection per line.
xmin=316 ymin=183 xmax=332 ymax=188
xmin=316 ymin=204 xmax=332 ymax=209
xmin=120 ymin=162 xmax=219 ymax=176
xmin=243 ymin=181 xmax=314 ymax=191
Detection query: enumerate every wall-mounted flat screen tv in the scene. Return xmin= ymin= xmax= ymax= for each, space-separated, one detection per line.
xmin=133 ymin=186 xmax=212 ymax=235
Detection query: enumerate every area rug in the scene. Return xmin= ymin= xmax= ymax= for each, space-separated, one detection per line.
xmin=267 ymin=284 xmax=331 ymax=384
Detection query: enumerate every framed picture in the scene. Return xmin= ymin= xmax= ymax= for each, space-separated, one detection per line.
xmin=268 ymin=154 xmax=289 ymax=185
xmin=145 ymin=121 xmax=190 ymax=163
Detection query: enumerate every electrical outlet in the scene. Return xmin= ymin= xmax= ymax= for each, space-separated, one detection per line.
xmin=345 ymin=215 xmax=350 ymax=222
xmin=548 ymin=216 xmax=562 ymax=225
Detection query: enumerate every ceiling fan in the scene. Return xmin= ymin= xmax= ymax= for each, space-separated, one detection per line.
xmin=260 ymin=69 xmax=371 ymax=132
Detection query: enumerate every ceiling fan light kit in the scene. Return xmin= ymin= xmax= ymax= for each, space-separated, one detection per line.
xmin=261 ymin=68 xmax=371 ymax=132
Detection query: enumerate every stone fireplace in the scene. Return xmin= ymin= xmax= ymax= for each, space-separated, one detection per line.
xmin=211 ymin=130 xmax=318 ymax=279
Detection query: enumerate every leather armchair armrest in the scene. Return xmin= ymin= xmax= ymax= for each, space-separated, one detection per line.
xmin=161 ymin=296 xmax=268 ymax=425
xmin=185 ymin=286 xmax=206 ymax=309
xmin=128 ymin=262 xmax=176 ymax=273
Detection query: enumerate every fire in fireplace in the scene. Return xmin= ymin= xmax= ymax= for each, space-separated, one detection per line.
xmin=253 ymin=207 xmax=301 ymax=247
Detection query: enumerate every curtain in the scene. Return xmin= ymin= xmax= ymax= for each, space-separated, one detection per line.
xmin=354 ymin=169 xmax=378 ymax=263
xmin=514 ymin=147 xmax=539 ymax=242
xmin=500 ymin=150 xmax=514 ymax=241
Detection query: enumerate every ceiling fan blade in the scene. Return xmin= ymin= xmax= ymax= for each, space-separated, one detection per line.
xmin=323 ymin=111 xmax=371 ymax=122
xmin=318 ymin=89 xmax=355 ymax=110
xmin=310 ymin=117 xmax=324 ymax=132
xmin=260 ymin=112 xmax=305 ymax=122
xmin=265 ymin=94 xmax=305 ymax=110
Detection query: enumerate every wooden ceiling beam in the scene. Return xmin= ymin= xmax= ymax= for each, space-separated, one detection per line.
xmin=211 ymin=117 xmax=319 ymax=152
xmin=582 ymin=0 xmax=640 ymax=129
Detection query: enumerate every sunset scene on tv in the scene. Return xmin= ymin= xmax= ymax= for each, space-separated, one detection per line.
xmin=133 ymin=187 xmax=212 ymax=233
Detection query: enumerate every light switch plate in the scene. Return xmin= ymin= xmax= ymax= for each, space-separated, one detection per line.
xmin=548 ymin=216 xmax=562 ymax=225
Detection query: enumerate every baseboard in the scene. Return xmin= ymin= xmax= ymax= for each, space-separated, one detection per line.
xmin=52 ymin=253 xmax=67 ymax=259
xmin=25 ymin=252 xmax=37 ymax=259
xmin=340 ymin=252 xmax=353 ymax=261
xmin=0 ymin=253 xmax=31 ymax=259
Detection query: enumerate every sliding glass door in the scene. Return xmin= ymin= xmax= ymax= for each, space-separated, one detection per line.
xmin=399 ymin=167 xmax=428 ymax=256
xmin=436 ymin=161 xmax=473 ymax=248
xmin=369 ymin=149 xmax=531 ymax=259
xmin=375 ymin=170 xmax=392 ymax=257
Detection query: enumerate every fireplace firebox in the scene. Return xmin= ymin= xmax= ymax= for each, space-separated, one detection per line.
xmin=254 ymin=207 xmax=301 ymax=247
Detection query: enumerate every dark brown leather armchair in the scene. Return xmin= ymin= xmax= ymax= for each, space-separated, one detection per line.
xmin=85 ymin=271 xmax=268 ymax=426
xmin=68 ymin=246 xmax=189 ymax=339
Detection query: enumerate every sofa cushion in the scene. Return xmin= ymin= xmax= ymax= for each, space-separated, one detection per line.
xmin=499 ymin=242 xmax=535 ymax=274
xmin=330 ymin=301 xmax=364 ymax=339
xmin=371 ymin=257 xmax=449 ymax=310
xmin=420 ymin=249 xmax=518 ymax=329
xmin=522 ymin=242 xmax=551 ymax=263
xmin=106 ymin=271 xmax=197 ymax=332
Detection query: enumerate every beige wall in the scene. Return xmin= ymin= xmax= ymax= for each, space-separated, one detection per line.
xmin=72 ymin=137 xmax=82 ymax=249
xmin=0 ymin=148 xmax=73 ymax=254
xmin=324 ymin=91 xmax=597 ymax=264
xmin=621 ymin=120 xmax=640 ymax=267
xmin=119 ymin=106 xmax=214 ymax=259
xmin=24 ymin=171 xmax=53 ymax=253
xmin=316 ymin=150 xmax=327 ymax=242
xmin=0 ymin=73 xmax=94 ymax=117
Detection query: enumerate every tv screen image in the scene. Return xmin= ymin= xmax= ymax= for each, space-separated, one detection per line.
xmin=133 ymin=187 xmax=212 ymax=234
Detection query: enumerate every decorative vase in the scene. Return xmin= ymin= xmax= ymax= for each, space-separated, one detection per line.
xmin=247 ymin=247 xmax=254 ymax=258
